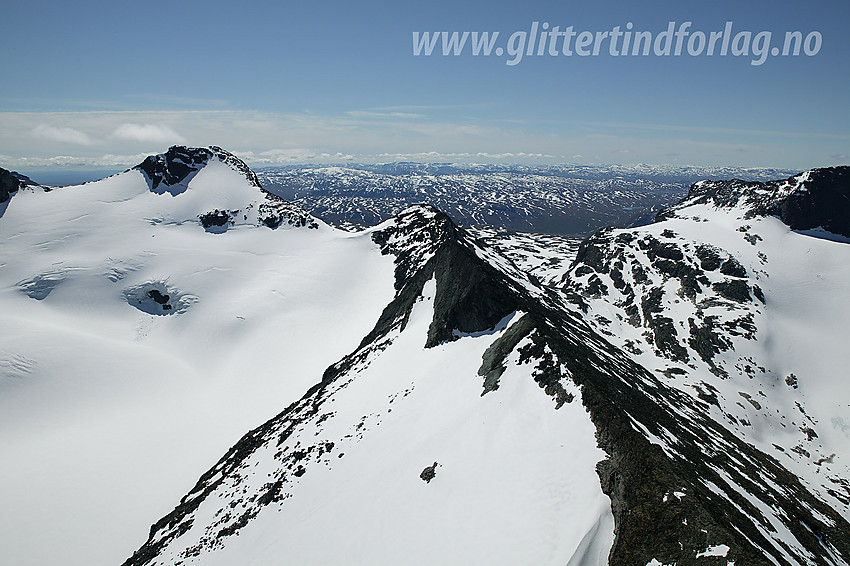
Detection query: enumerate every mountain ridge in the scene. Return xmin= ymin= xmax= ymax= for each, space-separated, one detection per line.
xmin=122 ymin=166 xmax=850 ymax=565
xmin=564 ymin=166 xmax=850 ymax=563
xmin=659 ymin=166 xmax=850 ymax=237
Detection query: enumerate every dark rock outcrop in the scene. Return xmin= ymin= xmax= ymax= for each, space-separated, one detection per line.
xmin=134 ymin=146 xmax=261 ymax=194
xmin=1 ymin=167 xmax=41 ymax=203
xmin=365 ymin=205 xmax=520 ymax=349
xmin=660 ymin=166 xmax=850 ymax=237
xmin=420 ymin=462 xmax=439 ymax=483
xmin=1 ymin=168 xmax=22 ymax=203
xmin=198 ymin=210 xmax=233 ymax=230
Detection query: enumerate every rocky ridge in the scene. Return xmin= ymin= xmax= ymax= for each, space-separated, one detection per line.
xmin=0 ymin=167 xmax=46 ymax=207
xmin=124 ymin=190 xmax=850 ymax=565
xmin=659 ymin=166 xmax=850 ymax=237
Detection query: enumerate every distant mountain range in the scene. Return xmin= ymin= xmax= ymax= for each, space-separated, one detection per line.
xmin=261 ymin=161 xmax=797 ymax=181
xmin=257 ymin=163 xmax=799 ymax=235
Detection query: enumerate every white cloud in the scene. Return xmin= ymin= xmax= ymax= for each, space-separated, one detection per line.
xmin=236 ymin=149 xmax=356 ymax=164
xmin=373 ymin=151 xmax=553 ymax=161
xmin=111 ymin=123 xmax=185 ymax=143
xmin=1 ymin=109 xmax=842 ymax=169
xmin=31 ymin=124 xmax=94 ymax=145
xmin=346 ymin=110 xmax=424 ymax=119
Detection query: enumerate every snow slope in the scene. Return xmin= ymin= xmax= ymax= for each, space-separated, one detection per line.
xmin=1 ymin=149 xmax=615 ymax=566
xmin=0 ymin=150 xmax=396 ymax=566
xmin=121 ymin=204 xmax=616 ymax=566
xmin=126 ymin=283 xmax=613 ymax=566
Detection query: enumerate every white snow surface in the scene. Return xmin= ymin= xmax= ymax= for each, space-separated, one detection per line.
xmin=696 ymin=543 xmax=731 ymax=558
xmin=148 ymin=280 xmax=613 ymax=566
xmin=0 ymin=164 xmax=395 ymax=566
xmin=467 ymin=227 xmax=584 ymax=287
xmin=0 ymin=161 xmax=614 ymax=566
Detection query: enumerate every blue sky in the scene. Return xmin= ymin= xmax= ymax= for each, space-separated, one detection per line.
xmin=1 ymin=0 xmax=848 ymax=170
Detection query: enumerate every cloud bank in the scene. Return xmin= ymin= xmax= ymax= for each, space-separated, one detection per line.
xmin=31 ymin=124 xmax=94 ymax=146
xmin=111 ymin=123 xmax=185 ymax=143
xmin=3 ymin=109 xmax=848 ymax=170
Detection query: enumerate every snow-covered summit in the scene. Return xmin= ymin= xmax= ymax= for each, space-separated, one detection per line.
xmin=134 ymin=145 xmax=262 ymax=194
xmin=368 ymin=204 xmax=456 ymax=288
xmin=125 ymin=145 xmax=318 ymax=231
xmin=2 ymin=146 xmax=320 ymax=232
xmin=1 ymin=167 xmax=47 ymax=208
xmin=660 ymin=166 xmax=850 ymax=237
xmin=0 ymin=147 xmax=390 ymax=566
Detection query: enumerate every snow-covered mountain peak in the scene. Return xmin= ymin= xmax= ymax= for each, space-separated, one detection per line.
xmin=365 ymin=204 xmax=521 ymax=349
xmin=378 ymin=203 xmax=449 ymax=232
xmin=660 ymin=166 xmax=850 ymax=237
xmin=368 ymin=204 xmax=457 ymax=287
xmin=134 ymin=145 xmax=261 ymax=195
xmin=123 ymin=145 xmax=319 ymax=232
xmin=1 ymin=166 xmax=48 ymax=211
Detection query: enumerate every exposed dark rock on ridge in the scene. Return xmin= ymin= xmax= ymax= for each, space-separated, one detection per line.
xmin=134 ymin=145 xmax=261 ymax=193
xmin=560 ymin=167 xmax=850 ymax=563
xmin=366 ymin=205 xmax=520 ymax=349
xmin=659 ymin=166 xmax=850 ymax=237
xmin=566 ymin=229 xmax=756 ymax=376
xmin=1 ymin=168 xmax=21 ymax=204
xmin=133 ymin=146 xmax=319 ymax=231
xmin=121 ymin=205 xmax=529 ymax=565
xmin=1 ymin=167 xmax=42 ymax=204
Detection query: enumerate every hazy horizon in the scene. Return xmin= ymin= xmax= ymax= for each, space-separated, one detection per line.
xmin=12 ymin=157 xmax=810 ymax=191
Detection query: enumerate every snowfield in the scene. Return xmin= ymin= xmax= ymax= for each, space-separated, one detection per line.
xmin=141 ymin=282 xmax=614 ymax=566
xmin=0 ymin=160 xmax=397 ymax=566
xmin=0 ymin=153 xmax=613 ymax=566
